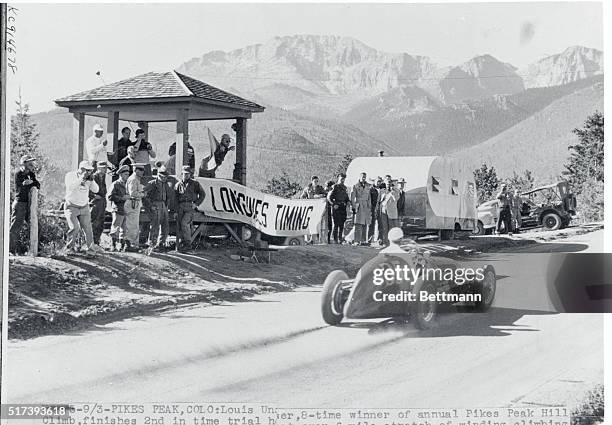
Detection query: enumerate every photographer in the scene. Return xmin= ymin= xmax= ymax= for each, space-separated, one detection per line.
xmin=133 ymin=128 xmax=156 ymax=176
xmin=62 ymin=160 xmax=100 ymax=255
xmin=9 ymin=155 xmax=41 ymax=255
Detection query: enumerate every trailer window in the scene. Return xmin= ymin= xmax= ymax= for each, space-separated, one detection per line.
xmin=467 ymin=182 xmax=475 ymax=198
xmin=450 ymin=179 xmax=459 ymax=195
xmin=431 ymin=176 xmax=440 ymax=192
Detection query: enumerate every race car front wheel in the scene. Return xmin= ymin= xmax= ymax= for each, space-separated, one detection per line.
xmin=321 ymin=270 xmax=348 ymax=325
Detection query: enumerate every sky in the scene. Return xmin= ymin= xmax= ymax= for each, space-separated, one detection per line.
xmin=6 ymin=1 xmax=604 ymax=114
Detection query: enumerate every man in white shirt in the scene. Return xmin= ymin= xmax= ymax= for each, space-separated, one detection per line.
xmin=124 ymin=163 xmax=146 ymax=252
xmin=63 ymin=160 xmax=100 ymax=254
xmin=85 ymin=123 xmax=110 ymax=168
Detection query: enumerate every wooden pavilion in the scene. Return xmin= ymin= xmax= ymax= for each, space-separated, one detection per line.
xmin=55 ymin=70 xmax=265 ymax=185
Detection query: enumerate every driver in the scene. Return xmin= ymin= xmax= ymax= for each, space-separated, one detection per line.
xmin=380 ymin=227 xmax=406 ymax=254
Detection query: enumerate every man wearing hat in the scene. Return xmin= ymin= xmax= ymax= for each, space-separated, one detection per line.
xmin=89 ymin=161 xmax=108 ymax=245
xmin=496 ymin=184 xmax=513 ymax=235
xmin=367 ymin=177 xmax=381 ymax=243
xmin=9 ymin=154 xmax=41 ymax=254
xmin=85 ymin=123 xmax=110 ymax=169
xmin=107 ymin=165 xmax=131 ymax=251
xmin=143 ymin=165 xmax=173 ymax=251
xmin=350 ymin=172 xmax=372 ymax=245
xmin=396 ymin=178 xmax=406 ymax=218
xmin=174 ymin=166 xmax=205 ymax=251
xmin=327 ymin=173 xmax=350 ymax=244
xmin=199 ymin=133 xmax=235 ymax=178
xmin=124 ymin=163 xmax=146 ymax=251
xmin=63 ymin=160 xmax=100 ymax=254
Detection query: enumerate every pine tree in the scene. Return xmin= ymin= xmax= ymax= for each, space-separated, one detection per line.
xmin=334 ymin=154 xmax=353 ymax=176
xmin=10 ymin=95 xmax=45 ymax=171
xmin=265 ymin=172 xmax=303 ymax=198
xmin=564 ymin=111 xmax=604 ymax=193
xmin=473 ymin=163 xmax=500 ymax=204
xmin=507 ymin=169 xmax=535 ymax=193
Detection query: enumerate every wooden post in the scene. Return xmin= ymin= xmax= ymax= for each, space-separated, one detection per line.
xmin=176 ymin=109 xmax=189 ymax=171
xmin=235 ymin=118 xmax=247 ymax=186
xmin=29 ymin=187 xmax=38 ymax=257
xmin=107 ymin=111 xmax=119 ymax=164
xmin=72 ymin=112 xmax=85 ymax=169
xmin=174 ymin=110 xmax=189 ymax=251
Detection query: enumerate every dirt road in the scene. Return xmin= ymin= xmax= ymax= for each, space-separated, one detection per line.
xmin=2 ymin=231 xmax=603 ymax=408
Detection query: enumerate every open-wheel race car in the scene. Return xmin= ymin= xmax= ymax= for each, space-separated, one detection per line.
xmin=321 ymin=245 xmax=497 ymax=329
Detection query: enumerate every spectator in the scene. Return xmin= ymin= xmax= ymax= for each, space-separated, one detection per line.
xmin=167 ymin=139 xmax=195 ymax=174
xmin=174 ymin=166 xmax=205 ymax=251
xmin=124 ymin=163 xmax=146 ymax=251
xmin=62 ymin=160 xmax=100 ymax=255
xmin=512 ymin=188 xmax=523 ymax=233
xmin=496 ymin=184 xmax=512 ymax=235
xmin=133 ymin=129 xmax=156 ymax=176
xmin=327 ymin=173 xmax=350 ymax=244
xmin=350 ymin=172 xmax=372 ymax=245
xmin=115 ymin=127 xmax=133 ymax=166
xmin=379 ymin=182 xmax=400 ymax=246
xmin=199 ymin=132 xmax=235 ymax=178
xmin=375 ymin=177 xmax=386 ymax=245
xmin=324 ymin=180 xmax=334 ymax=244
xmin=85 ymin=123 xmax=110 ymax=169
xmin=89 ymin=161 xmax=108 ymax=246
xmin=107 ymin=165 xmax=131 ymax=251
xmin=300 ymin=175 xmax=326 ymax=199
xmin=119 ymin=145 xmax=137 ymax=175
xmin=9 ymin=154 xmax=40 ymax=254
xmin=367 ymin=177 xmax=380 ymax=244
xmin=397 ymin=178 xmax=406 ymax=217
xmin=143 ymin=165 xmax=172 ymax=251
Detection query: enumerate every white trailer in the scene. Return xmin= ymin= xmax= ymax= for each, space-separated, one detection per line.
xmin=345 ymin=156 xmax=477 ymax=238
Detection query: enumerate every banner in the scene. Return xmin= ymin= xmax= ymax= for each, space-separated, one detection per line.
xmin=197 ymin=178 xmax=327 ymax=237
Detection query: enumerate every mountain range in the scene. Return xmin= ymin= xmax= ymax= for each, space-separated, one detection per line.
xmin=30 ymin=35 xmax=603 ymax=201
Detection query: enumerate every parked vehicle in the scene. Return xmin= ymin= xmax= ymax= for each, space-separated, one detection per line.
xmin=345 ymin=156 xmax=478 ymax=240
xmin=474 ymin=181 xmax=577 ymax=235
xmin=474 ymin=200 xmax=498 ymax=235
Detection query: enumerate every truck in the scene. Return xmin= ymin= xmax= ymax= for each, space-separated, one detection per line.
xmin=345 ymin=156 xmax=478 ymax=240
xmin=474 ymin=181 xmax=577 ymax=235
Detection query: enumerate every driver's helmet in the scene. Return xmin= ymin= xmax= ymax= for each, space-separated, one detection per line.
xmin=388 ymin=227 xmax=404 ymax=243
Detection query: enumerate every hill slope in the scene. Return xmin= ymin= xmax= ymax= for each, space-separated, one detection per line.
xmin=450 ymin=81 xmax=604 ymax=182
xmin=344 ymin=75 xmax=603 ymax=155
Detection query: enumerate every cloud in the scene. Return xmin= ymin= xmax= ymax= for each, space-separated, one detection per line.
xmin=520 ymin=21 xmax=536 ymax=46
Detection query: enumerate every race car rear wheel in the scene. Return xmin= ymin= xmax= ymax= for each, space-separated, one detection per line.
xmin=473 ymin=265 xmax=496 ymax=312
xmin=411 ymin=280 xmax=439 ymax=330
xmin=321 ymin=270 xmax=349 ymax=325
